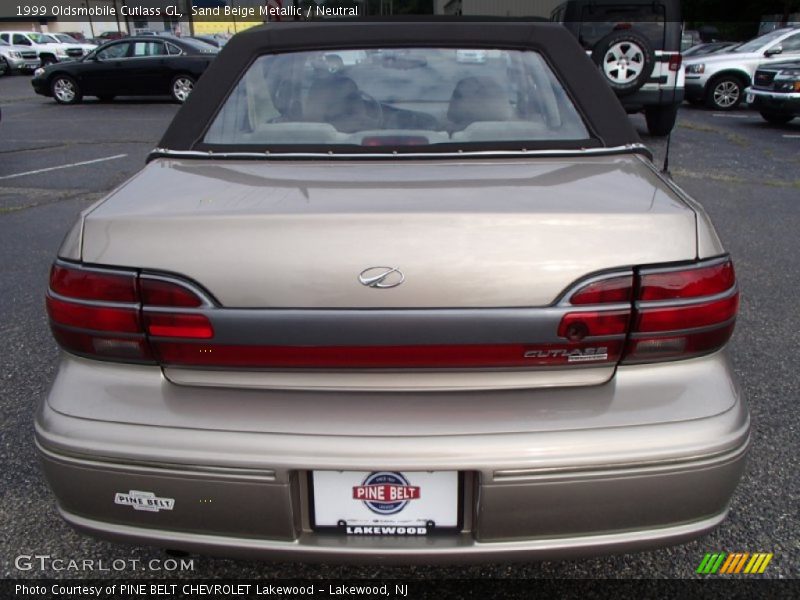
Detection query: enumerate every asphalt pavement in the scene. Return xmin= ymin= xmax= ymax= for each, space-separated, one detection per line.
xmin=1 ymin=72 xmax=798 ymax=580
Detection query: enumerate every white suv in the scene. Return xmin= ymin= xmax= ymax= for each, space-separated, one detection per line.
xmin=684 ymin=27 xmax=800 ymax=110
xmin=0 ymin=31 xmax=83 ymax=66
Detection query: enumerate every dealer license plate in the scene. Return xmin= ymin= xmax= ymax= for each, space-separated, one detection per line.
xmin=311 ymin=471 xmax=459 ymax=536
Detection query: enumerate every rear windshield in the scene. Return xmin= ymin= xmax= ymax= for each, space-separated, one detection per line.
xmin=578 ymin=5 xmax=666 ymax=51
xmin=203 ymin=48 xmax=591 ymax=151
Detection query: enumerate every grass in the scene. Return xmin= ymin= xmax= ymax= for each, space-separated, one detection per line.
xmin=672 ymin=167 xmax=800 ymax=189
xmin=678 ymin=118 xmax=750 ymax=147
xmin=0 ymin=204 xmax=34 ymax=214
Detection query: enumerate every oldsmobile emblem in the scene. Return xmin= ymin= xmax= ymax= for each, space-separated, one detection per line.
xmin=358 ymin=267 xmax=404 ymax=289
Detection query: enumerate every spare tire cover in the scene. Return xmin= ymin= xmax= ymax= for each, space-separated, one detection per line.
xmin=591 ymin=29 xmax=656 ymax=96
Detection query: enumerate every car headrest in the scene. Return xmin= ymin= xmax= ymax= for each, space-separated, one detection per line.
xmin=447 ymin=76 xmax=512 ymax=129
xmin=304 ymin=75 xmax=361 ymax=123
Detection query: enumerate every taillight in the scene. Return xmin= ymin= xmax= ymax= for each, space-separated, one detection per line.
xmin=568 ymin=275 xmax=632 ymax=305
xmin=49 ymin=263 xmax=136 ymax=302
xmin=46 ymin=262 xmax=208 ymax=363
xmin=622 ymin=258 xmax=738 ymax=364
xmin=639 ymin=260 xmax=735 ymax=301
xmin=47 ymin=257 xmax=738 ymax=369
xmin=669 ymin=54 xmax=682 ymax=72
xmin=563 ymin=257 xmax=738 ymax=365
xmin=144 ymin=313 xmax=214 ymax=339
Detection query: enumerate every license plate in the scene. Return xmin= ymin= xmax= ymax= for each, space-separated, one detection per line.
xmin=311 ymin=471 xmax=459 ymax=535
xmin=747 ymin=93 xmax=755 ymax=103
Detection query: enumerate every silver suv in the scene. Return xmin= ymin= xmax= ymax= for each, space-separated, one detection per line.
xmin=0 ymin=38 xmax=41 ymax=73
xmin=684 ymin=27 xmax=800 ymax=110
xmin=0 ymin=31 xmax=85 ymax=65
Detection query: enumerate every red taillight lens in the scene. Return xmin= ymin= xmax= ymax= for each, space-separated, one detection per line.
xmin=636 ymin=294 xmax=738 ymax=332
xmin=639 ymin=260 xmax=735 ymax=301
xmin=558 ymin=310 xmax=630 ymax=339
xmin=152 ymin=341 xmax=625 ymax=368
xmin=140 ymin=278 xmax=203 ymax=307
xmin=362 ymin=136 xmax=429 ymax=147
xmin=50 ymin=264 xmax=137 ymax=302
xmin=669 ymin=54 xmax=683 ymax=72
xmin=569 ymin=275 xmax=633 ymax=305
xmin=46 ymin=296 xmax=140 ymax=333
xmin=145 ymin=313 xmax=214 ymax=339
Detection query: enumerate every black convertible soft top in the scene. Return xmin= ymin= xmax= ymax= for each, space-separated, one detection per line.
xmin=156 ymin=20 xmax=644 ymax=156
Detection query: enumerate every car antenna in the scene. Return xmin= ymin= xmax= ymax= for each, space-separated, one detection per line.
xmin=661 ymin=46 xmax=681 ymax=178
xmin=662 ymin=129 xmax=672 ymax=176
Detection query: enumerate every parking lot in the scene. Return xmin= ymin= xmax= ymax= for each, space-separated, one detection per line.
xmin=1 ymin=70 xmax=798 ymax=580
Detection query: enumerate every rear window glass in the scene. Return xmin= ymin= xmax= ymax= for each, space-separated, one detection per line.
xmin=578 ymin=5 xmax=666 ymax=50
xmin=203 ymin=48 xmax=591 ymax=151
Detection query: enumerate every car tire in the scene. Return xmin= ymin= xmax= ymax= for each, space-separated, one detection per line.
xmin=51 ymin=75 xmax=83 ymax=105
xmin=41 ymin=55 xmax=57 ymax=67
xmin=705 ymin=75 xmax=745 ymax=111
xmin=591 ymin=29 xmax=655 ymax=96
xmin=759 ymin=110 xmax=794 ymax=125
xmin=96 ymin=95 xmax=115 ymax=103
xmin=171 ymin=75 xmax=195 ymax=103
xmin=644 ymin=104 xmax=679 ymax=137
xmin=0 ymin=57 xmax=8 ymax=77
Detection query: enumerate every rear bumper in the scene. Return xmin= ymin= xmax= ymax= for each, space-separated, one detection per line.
xmin=36 ymin=352 xmax=750 ymax=563
xmin=620 ymin=87 xmax=685 ymax=112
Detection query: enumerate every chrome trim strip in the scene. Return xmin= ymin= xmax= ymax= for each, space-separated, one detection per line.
xmin=148 ymin=144 xmax=650 ymax=161
xmin=36 ymin=439 xmax=277 ymax=482
xmin=493 ymin=434 xmax=749 ymax=481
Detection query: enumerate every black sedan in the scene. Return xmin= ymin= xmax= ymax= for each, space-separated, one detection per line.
xmin=31 ymin=37 xmax=218 ymax=104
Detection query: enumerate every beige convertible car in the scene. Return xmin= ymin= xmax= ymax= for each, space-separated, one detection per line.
xmin=37 ymin=20 xmax=749 ymax=562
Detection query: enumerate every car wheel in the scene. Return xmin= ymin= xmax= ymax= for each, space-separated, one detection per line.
xmin=591 ymin=29 xmax=655 ymax=97
xmin=96 ymin=95 xmax=115 ymax=103
xmin=41 ymin=55 xmax=57 ymax=67
xmin=759 ymin=110 xmax=794 ymax=125
xmin=0 ymin=57 xmax=8 ymax=77
xmin=705 ymin=75 xmax=745 ymax=110
xmin=644 ymin=104 xmax=679 ymax=137
xmin=51 ymin=75 xmax=83 ymax=105
xmin=171 ymin=75 xmax=195 ymax=103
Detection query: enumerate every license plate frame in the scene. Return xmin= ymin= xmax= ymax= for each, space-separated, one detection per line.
xmin=308 ymin=471 xmax=464 ymax=536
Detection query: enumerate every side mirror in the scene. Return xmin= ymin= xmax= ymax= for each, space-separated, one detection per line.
xmin=765 ymin=45 xmax=783 ymax=57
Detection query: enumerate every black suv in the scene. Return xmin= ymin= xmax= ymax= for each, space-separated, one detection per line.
xmin=552 ymin=0 xmax=684 ymax=136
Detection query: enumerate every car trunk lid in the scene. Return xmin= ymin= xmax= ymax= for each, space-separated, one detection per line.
xmin=76 ymin=155 xmax=698 ymax=390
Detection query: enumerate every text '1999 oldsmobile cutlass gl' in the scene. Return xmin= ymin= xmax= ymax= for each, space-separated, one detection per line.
xmin=37 ymin=21 xmax=750 ymax=563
